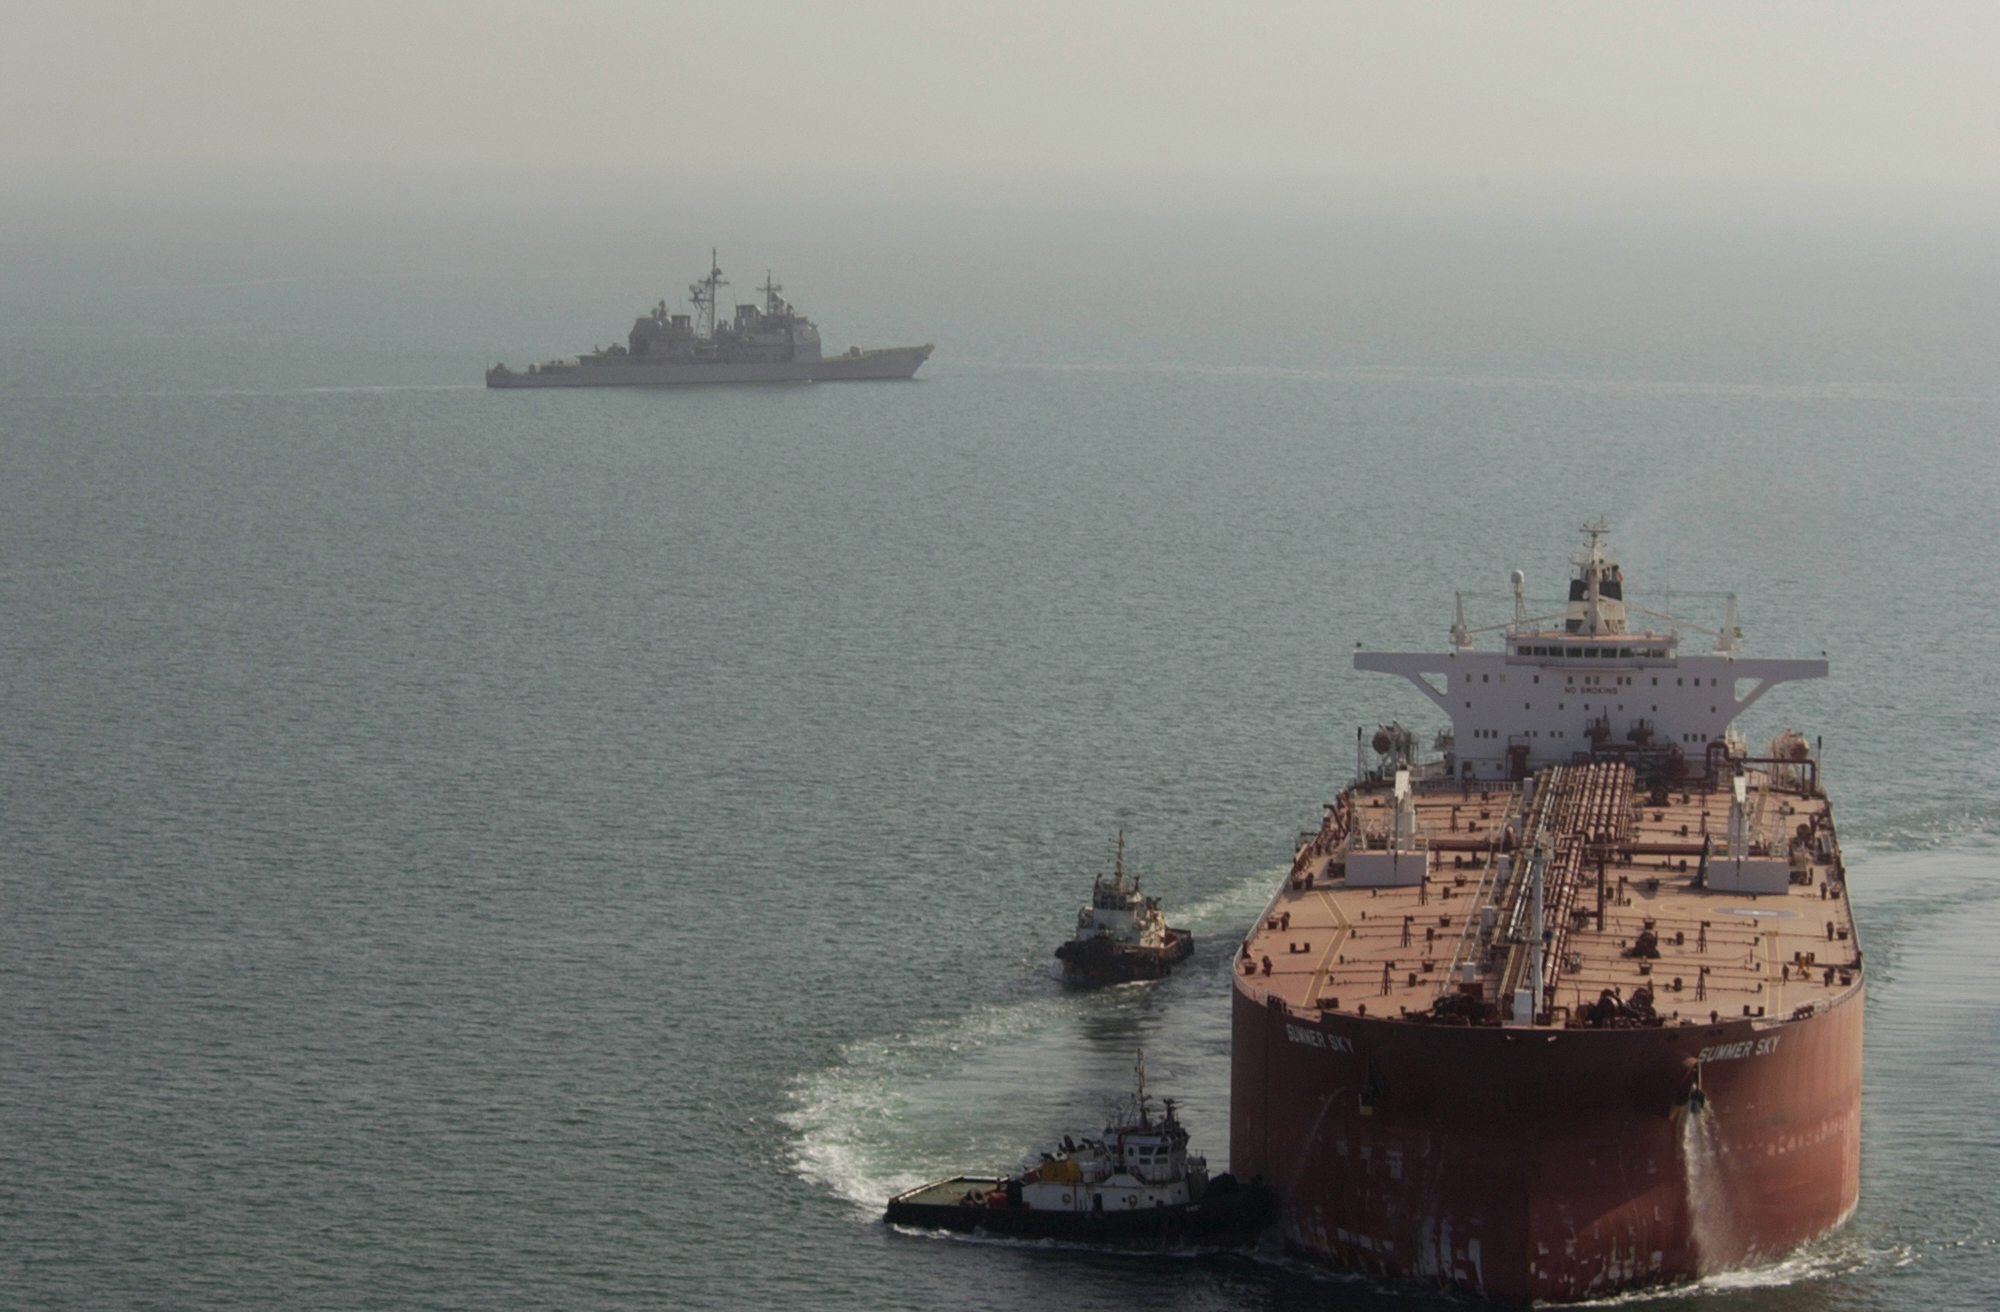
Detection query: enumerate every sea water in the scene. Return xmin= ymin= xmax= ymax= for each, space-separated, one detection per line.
xmin=2 ymin=197 xmax=1996 ymax=1310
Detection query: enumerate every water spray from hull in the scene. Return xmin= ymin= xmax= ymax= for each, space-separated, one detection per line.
xmin=1680 ymin=1087 xmax=1737 ymax=1277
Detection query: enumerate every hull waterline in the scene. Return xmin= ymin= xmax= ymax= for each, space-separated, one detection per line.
xmin=1231 ymin=982 xmax=1862 ymax=1301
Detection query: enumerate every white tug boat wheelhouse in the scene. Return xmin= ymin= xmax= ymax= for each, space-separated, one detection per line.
xmin=1019 ymin=1053 xmax=1205 ymax=1213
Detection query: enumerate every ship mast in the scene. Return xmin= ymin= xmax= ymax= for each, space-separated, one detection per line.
xmin=760 ymin=270 xmax=785 ymax=315
xmin=689 ymin=248 xmax=729 ymax=340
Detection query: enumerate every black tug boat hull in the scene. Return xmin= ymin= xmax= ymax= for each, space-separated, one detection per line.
xmin=1056 ymin=928 xmax=1194 ymax=986
xmin=886 ymin=1176 xmax=1274 ymax=1248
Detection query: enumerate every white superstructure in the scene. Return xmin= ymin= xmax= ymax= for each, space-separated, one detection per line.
xmin=1017 ymin=1054 xmax=1208 ymax=1213
xmin=1355 ymin=525 xmax=1826 ymax=782
xmin=1072 ymin=831 xmax=1169 ymax=948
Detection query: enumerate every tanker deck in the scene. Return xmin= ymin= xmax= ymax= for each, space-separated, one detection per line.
xmin=1244 ymin=767 xmax=1855 ymax=1030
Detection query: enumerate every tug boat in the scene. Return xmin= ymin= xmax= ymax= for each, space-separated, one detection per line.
xmin=1054 ymin=832 xmax=1194 ymax=986
xmin=885 ymin=1055 xmax=1274 ymax=1247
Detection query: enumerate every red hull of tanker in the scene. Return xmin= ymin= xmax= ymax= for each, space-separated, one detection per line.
xmin=1230 ymin=984 xmax=1862 ymax=1302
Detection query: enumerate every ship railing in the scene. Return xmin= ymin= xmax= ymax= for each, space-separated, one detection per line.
xmin=1412 ymin=776 xmax=1521 ymax=797
xmin=1747 ymin=778 xmax=1776 ymax=856
xmin=1349 ymin=827 xmax=1433 ymax=853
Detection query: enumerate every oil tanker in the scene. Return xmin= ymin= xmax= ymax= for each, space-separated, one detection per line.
xmin=1231 ymin=526 xmax=1860 ymax=1301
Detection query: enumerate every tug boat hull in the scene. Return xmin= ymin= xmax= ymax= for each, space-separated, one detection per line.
xmin=886 ymin=1175 xmax=1276 ymax=1248
xmin=1056 ymin=927 xmax=1194 ymax=986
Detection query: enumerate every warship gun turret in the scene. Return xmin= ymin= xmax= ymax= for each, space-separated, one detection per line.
xmin=487 ymin=251 xmax=933 ymax=387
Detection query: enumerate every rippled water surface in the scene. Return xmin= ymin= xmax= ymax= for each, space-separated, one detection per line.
xmin=3 ymin=203 xmax=1996 ymax=1309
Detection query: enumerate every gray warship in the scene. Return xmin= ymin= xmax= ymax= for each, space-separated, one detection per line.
xmin=486 ymin=251 xmax=932 ymax=388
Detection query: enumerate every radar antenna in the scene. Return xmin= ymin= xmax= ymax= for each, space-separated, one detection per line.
xmin=759 ymin=271 xmax=786 ymax=316
xmin=1571 ymin=520 xmax=1625 ymax=636
xmin=688 ymin=248 xmax=729 ymax=339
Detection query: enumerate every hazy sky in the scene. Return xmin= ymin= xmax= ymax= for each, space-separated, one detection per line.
xmin=5 ymin=1 xmax=1994 ymax=190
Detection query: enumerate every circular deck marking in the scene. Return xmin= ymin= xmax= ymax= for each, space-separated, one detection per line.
xmin=1716 ymin=907 xmax=1801 ymax=919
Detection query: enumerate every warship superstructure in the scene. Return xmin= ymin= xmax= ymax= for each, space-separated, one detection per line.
xmin=1231 ymin=526 xmax=1860 ymax=1301
xmin=487 ymin=251 xmax=932 ymax=387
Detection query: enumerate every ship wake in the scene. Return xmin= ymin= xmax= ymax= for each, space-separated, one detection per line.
xmin=782 ymin=866 xmax=1283 ymax=1214
xmin=1570 ymin=1230 xmax=1915 ymax=1307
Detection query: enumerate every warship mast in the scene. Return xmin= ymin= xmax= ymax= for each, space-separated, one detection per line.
xmin=689 ymin=248 xmax=728 ymax=340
